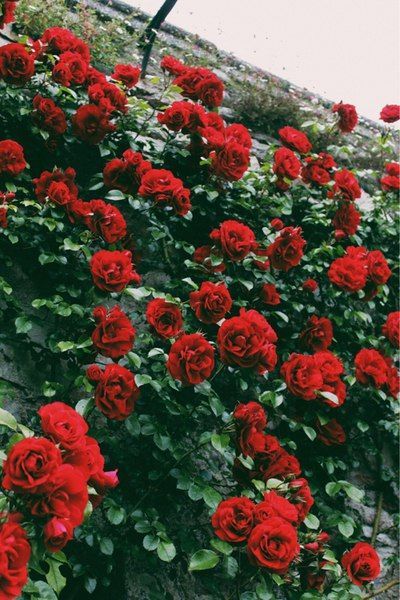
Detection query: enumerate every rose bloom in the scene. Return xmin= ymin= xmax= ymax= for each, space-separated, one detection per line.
xmin=0 ymin=518 xmax=31 ymax=599
xmin=387 ymin=364 xmax=400 ymax=398
xmin=195 ymin=72 xmax=224 ymax=108
xmin=331 ymin=169 xmax=361 ymax=201
xmin=260 ymin=283 xmax=280 ymax=306
xmin=270 ymin=218 xmax=284 ymax=230
xmin=90 ymin=249 xmax=140 ymax=293
xmin=146 ymin=298 xmax=183 ymax=338
xmin=138 ymin=168 xmax=191 ymax=216
xmin=157 ymin=101 xmax=192 ymax=132
xmin=267 ymin=226 xmax=306 ymax=272
xmin=380 ymin=104 xmax=400 ymax=123
xmin=32 ymin=94 xmax=67 ymax=135
xmin=52 ymin=51 xmax=88 ymax=86
xmin=233 ymin=401 xmax=267 ymax=457
xmin=80 ymin=199 xmax=127 ymax=244
xmin=33 ymin=167 xmax=78 ymax=205
xmin=302 ymin=278 xmax=318 ymax=293
xmin=367 ymin=250 xmax=392 ymax=286
xmin=2 ymin=437 xmax=62 ymax=493
xmin=111 ymin=63 xmax=141 ymax=88
xmin=300 ymin=315 xmax=333 ymax=351
xmin=289 ymin=478 xmax=314 ymax=524
xmin=382 ymin=312 xmax=400 ymax=347
xmin=72 ymin=104 xmax=115 ymax=144
xmin=160 ymin=54 xmax=186 ymax=75
xmin=167 ymin=333 xmax=215 ymax=385
xmin=341 ymin=542 xmax=381 ymax=586
xmin=44 ymin=517 xmax=74 ymax=553
xmin=90 ymin=363 xmax=140 ymax=420
xmin=225 ymin=123 xmax=252 ymax=149
xmin=354 ymin=348 xmax=388 ymax=388
xmin=210 ymin=219 xmax=257 ymax=262
xmin=88 ymin=82 xmax=128 ymax=114
xmin=0 ymin=139 xmax=26 ymax=177
xmin=332 ymin=102 xmax=358 ymax=133
xmin=217 ymin=308 xmax=277 ymax=374
xmin=273 ymin=147 xmax=301 ymax=179
xmin=39 ymin=401 xmax=88 ymax=450
xmin=0 ymin=1 xmax=18 ymax=30
xmin=189 ymin=281 xmax=232 ymax=324
xmin=0 ymin=42 xmax=35 ymax=84
xmin=64 ymin=435 xmax=105 ymax=482
xmin=103 ymin=149 xmax=152 ymax=195
xmin=210 ymin=140 xmax=250 ymax=181
xmin=381 ymin=164 xmax=400 ymax=192
xmin=278 ymin=126 xmax=312 ymax=154
xmin=253 ymin=491 xmax=298 ymax=525
xmin=316 ymin=418 xmax=346 ymax=446
xmin=91 ymin=305 xmax=135 ymax=359
xmin=40 ymin=27 xmax=90 ymax=61
xmin=332 ymin=202 xmax=361 ymax=237
xmin=328 ymin=253 xmax=367 ymax=292
xmin=247 ymin=517 xmax=299 ymax=573
xmin=193 ymin=245 xmax=226 ymax=273
xmin=281 ymin=353 xmax=323 ymax=400
xmin=30 ymin=464 xmax=88 ymax=527
xmin=211 ymin=497 xmax=255 ymax=542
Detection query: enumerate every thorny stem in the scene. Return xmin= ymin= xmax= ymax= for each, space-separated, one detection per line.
xmin=363 ymin=579 xmax=400 ymax=599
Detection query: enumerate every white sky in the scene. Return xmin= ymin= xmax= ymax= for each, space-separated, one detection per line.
xmin=127 ymin=0 xmax=400 ymax=122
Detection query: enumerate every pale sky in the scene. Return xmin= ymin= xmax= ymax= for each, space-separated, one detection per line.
xmin=127 ymin=0 xmax=400 ymax=122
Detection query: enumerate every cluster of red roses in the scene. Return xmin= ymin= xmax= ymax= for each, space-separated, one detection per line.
xmin=0 ymin=0 xmax=18 ymax=29
xmin=328 ymin=245 xmax=392 ymax=298
xmin=381 ymin=161 xmax=400 ymax=192
xmin=0 ymin=189 xmax=15 ymax=229
xmin=158 ymin=56 xmax=251 ymax=182
xmin=1 ymin=401 xmax=117 ymax=596
xmin=0 ymin=514 xmax=31 ymax=600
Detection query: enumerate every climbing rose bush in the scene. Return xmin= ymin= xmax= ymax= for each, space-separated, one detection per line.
xmin=0 ymin=20 xmax=398 ymax=600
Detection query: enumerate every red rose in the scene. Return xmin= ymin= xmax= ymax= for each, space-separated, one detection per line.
xmin=210 ymin=220 xmax=257 ymax=262
xmin=157 ymin=101 xmax=192 ymax=132
xmin=314 ymin=350 xmax=344 ymax=384
xmin=90 ymin=249 xmax=140 ymax=293
xmin=341 ymin=542 xmax=380 ymax=586
xmin=328 ymin=253 xmax=367 ymax=292
xmin=184 ymin=103 xmax=208 ymax=134
xmin=0 ymin=519 xmax=31 ymax=599
xmin=267 ymin=226 xmax=306 ymax=271
xmin=380 ymin=104 xmax=400 ymax=123
xmin=387 ymin=364 xmax=400 ymax=398
xmin=111 ymin=63 xmax=141 ymax=88
xmin=234 ymin=401 xmax=267 ymax=457
xmin=88 ymin=82 xmax=127 ymax=114
xmin=32 ymin=94 xmax=67 ymax=135
xmin=354 ymin=348 xmax=388 ymax=388
xmin=39 ymin=402 xmax=88 ymax=450
xmin=167 ymin=333 xmax=215 ymax=385
xmin=302 ymin=278 xmax=318 ymax=293
xmin=332 ymin=102 xmax=358 ymax=133
xmin=210 ymin=140 xmax=250 ymax=181
xmin=225 ymin=124 xmax=252 ymax=149
xmin=160 ymin=54 xmax=186 ymax=75
xmin=63 ymin=435 xmax=104 ymax=481
xmin=300 ymin=315 xmax=333 ymax=351
xmin=103 ymin=149 xmax=152 ymax=194
xmin=0 ymin=42 xmax=34 ymax=84
xmin=273 ymin=147 xmax=301 ymax=180
xmin=260 ymin=283 xmax=280 ymax=306
xmin=253 ymin=491 xmax=298 ymax=525
xmin=332 ymin=202 xmax=361 ymax=237
xmin=367 ymin=250 xmax=391 ymax=286
xmin=279 ymin=126 xmax=312 ymax=154
xmin=2 ymin=437 xmax=62 ymax=493
xmin=211 ymin=497 xmax=255 ymax=542
xmin=302 ymin=163 xmax=330 ymax=186
xmin=382 ymin=312 xmax=400 ymax=347
xmin=72 ymin=104 xmax=115 ymax=144
xmin=270 ymin=218 xmax=284 ymax=231
xmin=52 ymin=51 xmax=88 ymax=86
xmin=195 ymin=72 xmax=224 ymax=108
xmin=40 ymin=27 xmax=90 ymax=62
xmin=78 ymin=199 xmax=127 ymax=243
xmin=289 ymin=478 xmax=314 ymax=524
xmin=381 ymin=171 xmax=400 ymax=191
xmin=43 ymin=517 xmax=74 ymax=552
xmin=316 ymin=418 xmax=346 ymax=446
xmin=138 ymin=168 xmax=191 ymax=216
xmin=217 ymin=308 xmax=277 ymax=374
xmin=281 ymin=353 xmax=323 ymax=400
xmin=91 ymin=305 xmax=135 ymax=358
xmin=91 ymin=363 xmax=140 ymax=420
xmin=331 ymin=169 xmax=361 ymax=201
xmin=30 ymin=464 xmax=88 ymax=527
xmin=193 ymin=245 xmax=226 ymax=273
xmin=33 ymin=167 xmax=78 ymax=206
xmin=0 ymin=1 xmax=17 ymax=29
xmin=146 ymin=298 xmax=183 ymax=338
xmin=247 ymin=517 xmax=299 ymax=573
xmin=0 ymin=140 xmax=26 ymax=177
xmin=189 ymin=281 xmax=232 ymax=324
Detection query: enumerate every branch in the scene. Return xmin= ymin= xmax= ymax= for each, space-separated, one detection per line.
xmin=363 ymin=579 xmax=400 ymax=599
xmin=371 ymin=490 xmax=383 ymax=546
xmin=139 ymin=0 xmax=178 ymax=76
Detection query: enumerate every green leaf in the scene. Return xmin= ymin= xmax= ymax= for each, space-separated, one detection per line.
xmin=188 ymin=549 xmax=220 ymax=571
xmin=135 ymin=374 xmax=153 ymax=387
xmin=15 ymin=316 xmax=33 ymax=334
xmin=338 ymin=521 xmax=354 ymax=538
xmin=100 ymin=538 xmax=114 ymax=555
xmin=0 ymin=407 xmax=18 ymax=431
xmin=317 ymin=390 xmax=339 ymax=405
xmin=303 ymin=425 xmax=317 ymax=441
xmin=304 ymin=514 xmax=320 ymax=530
xmin=143 ymin=534 xmax=159 ymax=551
xmin=57 ymin=341 xmax=75 ymax=352
xmin=211 ymin=433 xmax=230 ymax=453
xmin=325 ymin=482 xmax=341 ymax=496
xmin=157 ymin=540 xmax=176 ymax=562
xmin=202 ymin=487 xmax=222 ymax=510
xmin=45 ymin=557 xmax=67 ymax=595
xmin=210 ymin=539 xmax=233 ymax=556
xmin=106 ymin=505 xmax=126 ymax=525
